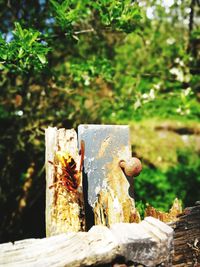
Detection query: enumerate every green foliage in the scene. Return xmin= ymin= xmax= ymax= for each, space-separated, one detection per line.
xmin=135 ymin=167 xmax=176 ymax=211
xmin=50 ymin=0 xmax=141 ymax=34
xmin=167 ymin=149 xmax=200 ymax=207
xmin=133 ymin=119 xmax=200 ymax=212
xmin=68 ymin=58 xmax=114 ymax=83
xmin=135 ymin=149 xmax=200 ymax=212
xmin=92 ymin=0 xmax=142 ymax=32
xmin=0 ymin=23 xmax=49 ymax=73
xmin=50 ymin=0 xmax=89 ymax=31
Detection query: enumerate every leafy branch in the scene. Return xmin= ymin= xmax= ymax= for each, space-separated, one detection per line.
xmin=0 ymin=23 xmax=50 ymax=74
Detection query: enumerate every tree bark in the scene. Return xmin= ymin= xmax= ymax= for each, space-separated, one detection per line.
xmin=171 ymin=202 xmax=200 ymax=266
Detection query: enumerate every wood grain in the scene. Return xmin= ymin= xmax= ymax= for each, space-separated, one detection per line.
xmin=171 ymin=202 xmax=200 ymax=266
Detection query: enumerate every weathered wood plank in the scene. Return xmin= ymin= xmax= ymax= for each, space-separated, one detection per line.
xmin=78 ymin=124 xmax=140 ymax=227
xmin=45 ymin=127 xmax=85 ymax=236
xmin=0 ymin=217 xmax=173 ymax=267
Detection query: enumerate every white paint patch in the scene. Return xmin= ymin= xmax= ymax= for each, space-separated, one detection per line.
xmin=113 ymin=197 xmax=120 ymax=211
xmin=95 ymin=186 xmax=101 ymax=195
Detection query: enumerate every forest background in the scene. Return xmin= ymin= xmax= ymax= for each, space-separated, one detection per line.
xmin=0 ymin=0 xmax=199 ymax=243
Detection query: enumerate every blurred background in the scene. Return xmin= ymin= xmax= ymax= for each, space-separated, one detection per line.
xmin=0 ymin=0 xmax=199 ymax=243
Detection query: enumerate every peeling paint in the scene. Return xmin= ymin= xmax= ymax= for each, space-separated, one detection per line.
xmin=78 ymin=125 xmax=140 ymax=226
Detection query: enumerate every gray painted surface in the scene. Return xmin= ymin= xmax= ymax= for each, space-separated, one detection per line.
xmin=78 ymin=125 xmax=131 ymax=207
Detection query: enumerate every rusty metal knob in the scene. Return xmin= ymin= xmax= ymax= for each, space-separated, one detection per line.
xmin=119 ymin=157 xmax=142 ymax=177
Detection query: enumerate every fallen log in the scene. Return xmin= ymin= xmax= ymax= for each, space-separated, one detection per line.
xmin=1 ymin=204 xmax=200 ymax=266
xmin=0 ymin=217 xmax=173 ymax=267
xmin=171 ymin=202 xmax=200 ymax=266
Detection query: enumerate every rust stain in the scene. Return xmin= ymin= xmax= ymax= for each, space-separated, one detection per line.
xmin=50 ymin=150 xmax=85 ymax=233
xmin=97 ymin=136 xmax=111 ymax=159
xmin=94 ymin=150 xmax=140 ymax=226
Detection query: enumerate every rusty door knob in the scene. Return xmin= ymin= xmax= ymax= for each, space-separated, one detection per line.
xmin=119 ymin=157 xmax=142 ymax=177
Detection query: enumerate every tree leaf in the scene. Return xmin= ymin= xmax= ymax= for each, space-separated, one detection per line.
xmin=37 ymin=54 xmax=46 ymax=64
xmin=14 ymin=22 xmax=24 ymax=38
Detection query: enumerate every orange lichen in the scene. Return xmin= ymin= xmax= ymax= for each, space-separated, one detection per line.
xmin=145 ymin=198 xmax=182 ymax=223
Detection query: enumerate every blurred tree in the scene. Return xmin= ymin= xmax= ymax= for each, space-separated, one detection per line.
xmin=109 ymin=0 xmax=200 ymax=122
xmin=0 ymin=0 xmax=142 ymax=242
xmin=0 ymin=0 xmax=199 ymax=242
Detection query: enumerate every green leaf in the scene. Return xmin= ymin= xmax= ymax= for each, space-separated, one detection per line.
xmin=61 ymin=0 xmax=70 ymax=10
xmin=0 ymin=53 xmax=7 ymax=60
xmin=50 ymin=0 xmax=60 ymax=11
xmin=37 ymin=54 xmax=46 ymax=64
xmin=28 ymin=32 xmax=39 ymax=46
xmin=18 ymin=47 xmax=24 ymax=58
xmin=14 ymin=22 xmax=24 ymax=38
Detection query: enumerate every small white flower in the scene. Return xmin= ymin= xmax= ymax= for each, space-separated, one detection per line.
xmin=15 ymin=110 xmax=23 ymax=116
xmin=134 ymin=99 xmax=141 ymax=110
xmin=153 ymin=83 xmax=161 ymax=90
xmin=149 ymin=89 xmax=155 ymax=99
xmin=184 ymin=87 xmax=192 ymax=96
xmin=142 ymin=93 xmax=148 ymax=99
xmin=170 ymin=67 xmax=184 ymax=82
xmin=166 ymin=38 xmax=175 ymax=45
xmin=146 ymin=7 xmax=154 ymax=19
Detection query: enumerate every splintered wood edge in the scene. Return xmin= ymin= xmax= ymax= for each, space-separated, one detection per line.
xmin=93 ymin=147 xmax=140 ymax=225
xmin=45 ymin=127 xmax=57 ymax=237
xmin=0 ymin=217 xmax=173 ymax=267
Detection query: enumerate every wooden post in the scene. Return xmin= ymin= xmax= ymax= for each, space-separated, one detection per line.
xmin=45 ymin=127 xmax=85 ymax=236
xmin=78 ymin=125 xmax=140 ymax=227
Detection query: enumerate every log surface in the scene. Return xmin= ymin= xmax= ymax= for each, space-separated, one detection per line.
xmin=171 ymin=202 xmax=200 ymax=266
xmin=0 ymin=217 xmax=173 ymax=267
